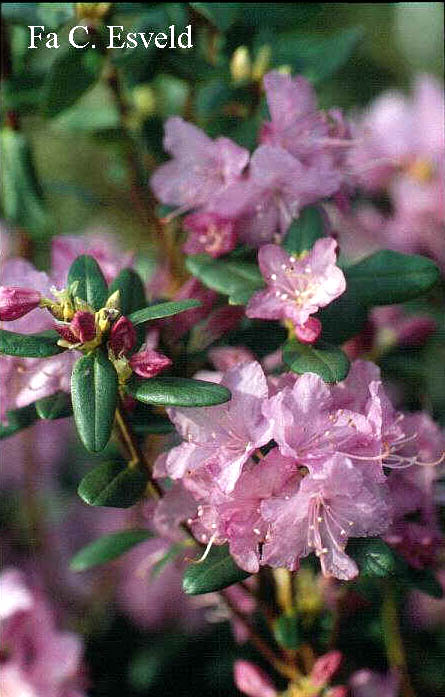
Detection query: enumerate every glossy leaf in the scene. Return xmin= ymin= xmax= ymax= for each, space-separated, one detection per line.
xmin=0 ymin=404 xmax=38 ymax=440
xmin=70 ymin=529 xmax=153 ymax=571
xmin=186 ymin=255 xmax=264 ymax=305
xmin=183 ymin=545 xmax=250 ymax=595
xmin=78 ymin=460 xmax=148 ymax=508
xmin=67 ymin=255 xmax=108 ymax=310
xmin=71 ymin=351 xmax=118 ymax=453
xmin=109 ymin=268 xmax=146 ymax=316
xmin=127 ymin=376 xmax=231 ymax=407
xmin=35 ymin=391 xmax=73 ymax=420
xmin=0 ymin=329 xmax=64 ymax=358
xmin=283 ymin=339 xmax=350 ymax=383
xmin=346 ymin=250 xmax=440 ymax=306
xmin=128 ymin=299 xmax=201 ymax=326
xmin=45 ymin=46 xmax=104 ymax=117
xmin=283 ymin=206 xmax=325 ymax=255
xmin=348 ymin=538 xmax=396 ymax=578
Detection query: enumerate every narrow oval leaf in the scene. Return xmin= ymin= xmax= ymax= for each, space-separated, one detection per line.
xmin=35 ymin=391 xmax=73 ymax=420
xmin=109 ymin=268 xmax=146 ymax=316
xmin=78 ymin=460 xmax=148 ymax=508
xmin=347 ymin=538 xmax=396 ymax=578
xmin=183 ymin=545 xmax=250 ymax=595
xmin=71 ymin=351 xmax=118 ymax=453
xmin=283 ymin=339 xmax=350 ymax=383
xmin=283 ymin=206 xmax=324 ymax=255
xmin=67 ymin=255 xmax=108 ymax=310
xmin=0 ymin=329 xmax=64 ymax=358
xmin=346 ymin=250 xmax=440 ymax=306
xmin=45 ymin=46 xmax=104 ymax=117
xmin=70 ymin=529 xmax=153 ymax=572
xmin=127 ymin=377 xmax=231 ymax=407
xmin=128 ymin=299 xmax=201 ymax=326
xmin=186 ymin=255 xmax=264 ymax=305
xmin=0 ymin=404 xmax=38 ymax=440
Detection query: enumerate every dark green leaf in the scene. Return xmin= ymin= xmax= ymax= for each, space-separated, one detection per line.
xmin=346 ymin=250 xmax=440 ymax=306
xmin=45 ymin=46 xmax=104 ymax=117
xmin=0 ymin=404 xmax=38 ymax=440
xmin=127 ymin=376 xmax=231 ymax=407
xmin=273 ymin=614 xmax=301 ymax=650
xmin=67 ymin=255 xmax=108 ymax=310
xmin=183 ymin=545 xmax=250 ymax=595
xmin=186 ymin=255 xmax=264 ymax=305
xmin=318 ymin=291 xmax=368 ymax=345
xmin=109 ymin=268 xmax=146 ymax=316
xmin=78 ymin=460 xmax=148 ymax=508
xmin=71 ymin=351 xmax=118 ymax=453
xmin=283 ymin=339 xmax=350 ymax=383
xmin=190 ymin=3 xmax=241 ymax=31
xmin=283 ymin=207 xmax=325 ymax=255
xmin=35 ymin=391 xmax=73 ymax=420
xmin=70 ymin=529 xmax=153 ymax=571
xmin=348 ymin=538 xmax=396 ymax=578
xmin=128 ymin=299 xmax=201 ymax=326
xmin=0 ymin=329 xmax=64 ymax=358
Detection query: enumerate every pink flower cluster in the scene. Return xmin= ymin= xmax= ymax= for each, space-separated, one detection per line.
xmin=0 ymin=568 xmax=87 ymax=697
xmin=154 ymin=360 xmax=444 ymax=580
xmin=150 ymin=71 xmax=351 ymax=254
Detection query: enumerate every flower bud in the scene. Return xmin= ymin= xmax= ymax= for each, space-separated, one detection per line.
xmin=311 ymin=651 xmax=343 ymax=687
xmin=109 ymin=316 xmax=137 ymax=356
xmin=233 ymin=660 xmax=277 ymax=697
xmin=295 ymin=316 xmax=322 ymax=344
xmin=230 ymin=46 xmax=252 ymax=83
xmin=0 ymin=286 xmax=41 ymax=321
xmin=129 ymin=347 xmax=172 ymax=378
xmin=71 ymin=311 xmax=96 ymax=343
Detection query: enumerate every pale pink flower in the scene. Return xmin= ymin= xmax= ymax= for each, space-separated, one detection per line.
xmin=150 ymin=116 xmax=249 ymax=213
xmin=183 ymin=211 xmax=238 ymax=257
xmin=233 ymin=660 xmax=278 ymax=697
xmin=350 ymin=669 xmax=400 ymax=697
xmin=246 ymin=238 xmax=346 ymax=332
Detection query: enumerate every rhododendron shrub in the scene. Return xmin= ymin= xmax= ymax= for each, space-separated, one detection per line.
xmin=1 ymin=3 xmax=444 ymax=696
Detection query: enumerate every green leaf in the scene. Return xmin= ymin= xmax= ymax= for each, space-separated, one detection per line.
xmin=45 ymin=46 xmax=104 ymax=117
xmin=190 ymin=3 xmax=241 ymax=31
xmin=78 ymin=460 xmax=148 ymax=508
xmin=273 ymin=614 xmax=301 ymax=650
xmin=183 ymin=545 xmax=250 ymax=595
xmin=35 ymin=391 xmax=73 ymax=420
xmin=348 ymin=538 xmax=396 ymax=578
xmin=186 ymin=255 xmax=264 ymax=305
xmin=283 ymin=339 xmax=350 ymax=383
xmin=67 ymin=255 xmax=108 ymax=310
xmin=283 ymin=207 xmax=324 ymax=255
xmin=318 ymin=292 xmax=368 ymax=345
xmin=0 ymin=404 xmax=39 ymax=440
xmin=0 ymin=329 xmax=64 ymax=358
xmin=71 ymin=351 xmax=118 ymax=453
xmin=109 ymin=268 xmax=147 ymax=316
xmin=127 ymin=376 xmax=231 ymax=407
xmin=128 ymin=299 xmax=201 ymax=326
xmin=70 ymin=529 xmax=153 ymax=571
xmin=346 ymin=250 xmax=440 ymax=306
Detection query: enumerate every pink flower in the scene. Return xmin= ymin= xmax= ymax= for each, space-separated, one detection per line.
xmin=350 ymin=669 xmax=400 ymax=697
xmin=208 ymin=346 xmax=255 ymax=371
xmin=310 ymin=650 xmax=343 ymax=687
xmin=108 ymin=315 xmax=137 ymax=356
xmin=150 ymin=116 xmax=249 ymax=213
xmin=233 ymin=660 xmax=278 ymax=697
xmin=129 ymin=346 xmax=172 ymax=378
xmin=0 ymin=568 xmax=87 ymax=697
xmin=246 ymin=238 xmax=346 ymax=333
xmin=56 ymin=311 xmax=97 ymax=346
xmin=0 ymin=286 xmax=41 ymax=321
xmin=261 ymin=455 xmax=392 ymax=578
xmin=183 ymin=211 xmax=238 ymax=257
xmin=162 ymin=278 xmax=218 ymax=342
xmin=0 ymin=258 xmax=53 ymax=334
xmin=159 ymin=361 xmax=273 ymax=493
xmin=51 ymin=232 xmax=134 ymax=286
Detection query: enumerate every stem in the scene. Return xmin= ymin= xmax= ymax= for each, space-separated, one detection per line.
xmin=381 ymin=583 xmax=416 ymax=697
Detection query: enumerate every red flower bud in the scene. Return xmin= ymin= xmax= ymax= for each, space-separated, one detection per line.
xmin=0 ymin=286 xmax=41 ymax=321
xmin=55 ymin=311 xmax=96 ymax=345
xmin=109 ymin=316 xmax=137 ymax=356
xmin=129 ymin=347 xmax=172 ymax=378
xmin=295 ymin=316 xmax=322 ymax=344
xmin=311 ymin=651 xmax=343 ymax=687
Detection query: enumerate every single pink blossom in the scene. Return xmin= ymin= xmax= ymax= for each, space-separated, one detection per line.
xmin=183 ymin=211 xmax=238 ymax=257
xmin=246 ymin=238 xmax=346 ymax=331
xmin=159 ymin=361 xmax=273 ymax=493
xmin=129 ymin=346 xmax=172 ymax=378
xmin=150 ymin=116 xmax=249 ymax=212
xmin=0 ymin=286 xmax=42 ymax=321
xmin=108 ymin=315 xmax=137 ymax=356
xmin=233 ymin=660 xmax=278 ymax=697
